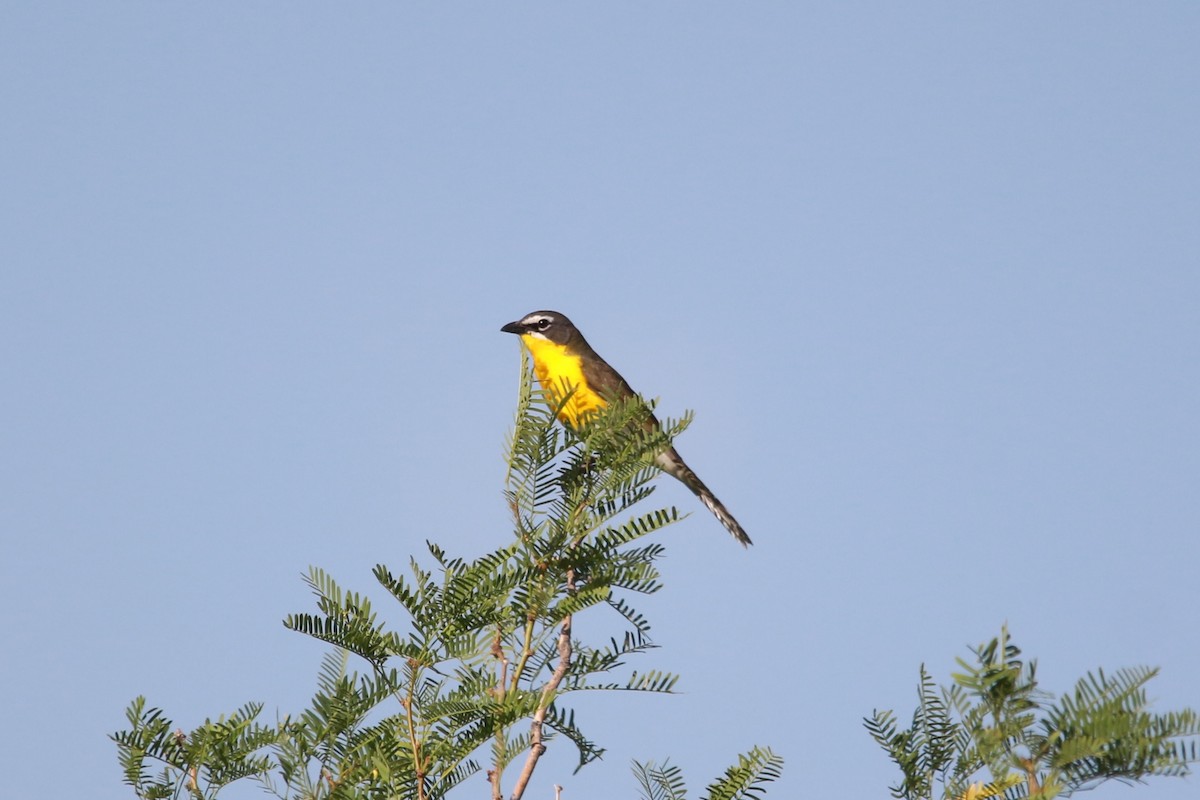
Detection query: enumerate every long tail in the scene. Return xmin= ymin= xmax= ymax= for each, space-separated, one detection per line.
xmin=655 ymin=449 xmax=752 ymax=546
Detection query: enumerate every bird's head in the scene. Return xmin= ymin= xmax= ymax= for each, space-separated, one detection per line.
xmin=500 ymin=310 xmax=579 ymax=345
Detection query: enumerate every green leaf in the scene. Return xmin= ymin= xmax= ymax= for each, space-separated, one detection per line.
xmin=703 ymin=746 xmax=785 ymax=800
xmin=633 ymin=758 xmax=689 ymax=800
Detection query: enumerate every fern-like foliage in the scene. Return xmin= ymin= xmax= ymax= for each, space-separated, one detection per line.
xmin=866 ymin=626 xmax=1200 ymax=800
xmin=633 ymin=759 xmax=689 ymax=800
xmin=114 ymin=351 xmax=731 ymax=800
xmin=704 ymin=746 xmax=786 ymax=800
xmin=632 ymin=747 xmax=784 ymax=800
xmin=866 ymin=665 xmax=961 ymax=800
xmin=112 ymin=696 xmax=281 ymax=800
xmin=1041 ymin=666 xmax=1200 ymax=792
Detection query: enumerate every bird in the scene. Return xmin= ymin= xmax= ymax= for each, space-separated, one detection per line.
xmin=500 ymin=310 xmax=751 ymax=546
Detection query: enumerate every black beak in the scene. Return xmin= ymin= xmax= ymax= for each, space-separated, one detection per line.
xmin=500 ymin=320 xmax=525 ymax=334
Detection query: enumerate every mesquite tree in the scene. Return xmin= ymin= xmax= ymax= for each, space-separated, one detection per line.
xmin=112 ymin=353 xmax=781 ymax=800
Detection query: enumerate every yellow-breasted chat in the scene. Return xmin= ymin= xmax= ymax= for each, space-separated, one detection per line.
xmin=501 ymin=310 xmax=751 ymax=546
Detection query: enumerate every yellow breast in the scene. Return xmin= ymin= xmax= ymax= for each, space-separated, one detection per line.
xmin=521 ymin=334 xmax=607 ymax=427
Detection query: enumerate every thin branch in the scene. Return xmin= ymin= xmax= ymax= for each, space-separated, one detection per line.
xmin=509 ymin=569 xmax=576 ymax=800
xmin=510 ymin=613 xmax=538 ymax=696
xmin=1023 ymin=758 xmax=1042 ymax=798
xmin=403 ymin=668 xmax=426 ymax=800
xmin=490 ymin=627 xmax=507 ymax=800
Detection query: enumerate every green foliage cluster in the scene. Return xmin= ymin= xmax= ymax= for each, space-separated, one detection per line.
xmin=632 ymin=747 xmax=784 ymax=800
xmin=865 ymin=627 xmax=1200 ymax=800
xmin=112 ymin=353 xmax=781 ymax=800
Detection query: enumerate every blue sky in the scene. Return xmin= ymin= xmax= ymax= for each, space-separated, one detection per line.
xmin=2 ymin=4 xmax=1198 ymax=799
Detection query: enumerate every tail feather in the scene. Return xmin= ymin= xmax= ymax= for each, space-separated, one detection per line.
xmin=654 ymin=449 xmax=752 ymax=546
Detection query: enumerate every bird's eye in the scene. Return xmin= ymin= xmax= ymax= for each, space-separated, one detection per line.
xmin=535 ymin=318 xmax=551 ymax=330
